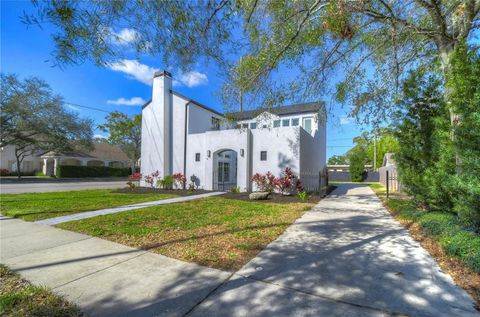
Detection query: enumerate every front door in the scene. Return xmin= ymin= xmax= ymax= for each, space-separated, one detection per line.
xmin=217 ymin=161 xmax=230 ymax=187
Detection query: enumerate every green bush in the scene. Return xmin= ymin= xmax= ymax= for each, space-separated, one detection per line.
xmin=56 ymin=165 xmax=130 ymax=178
xmin=157 ymin=175 xmax=174 ymax=189
xmin=349 ymin=154 xmax=365 ymax=182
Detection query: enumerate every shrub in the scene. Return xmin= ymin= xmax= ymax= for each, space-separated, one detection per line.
xmin=56 ymin=165 xmax=131 ymax=178
xmin=297 ymin=191 xmax=308 ymax=201
xmin=251 ymin=172 xmax=275 ymax=192
xmin=230 ymin=186 xmax=240 ymax=193
xmin=127 ymin=172 xmax=142 ymax=191
xmin=144 ymin=170 xmax=160 ymax=188
xmin=173 ymin=173 xmax=187 ymax=189
xmin=158 ymin=175 xmax=174 ymax=189
xmin=349 ymin=154 xmax=365 ymax=182
xmin=35 ymin=170 xmax=45 ymax=177
xmin=274 ymin=167 xmax=301 ymax=195
xmin=0 ymin=168 xmax=10 ymax=176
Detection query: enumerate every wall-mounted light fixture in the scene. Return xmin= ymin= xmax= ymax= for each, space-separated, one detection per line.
xmin=240 ymin=149 xmax=244 ymax=157
xmin=207 ymin=150 xmax=211 ymax=158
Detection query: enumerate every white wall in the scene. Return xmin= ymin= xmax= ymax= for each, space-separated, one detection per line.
xmin=251 ymin=127 xmax=300 ymax=190
xmin=186 ymin=129 xmax=250 ymax=191
xmin=0 ymin=145 xmax=42 ymax=173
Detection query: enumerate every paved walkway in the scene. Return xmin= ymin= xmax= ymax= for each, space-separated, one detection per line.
xmin=36 ymin=191 xmax=225 ymax=225
xmin=1 ymin=218 xmax=231 ymax=317
xmin=1 ymin=180 xmax=127 ymax=194
xmin=189 ymin=184 xmax=479 ymax=317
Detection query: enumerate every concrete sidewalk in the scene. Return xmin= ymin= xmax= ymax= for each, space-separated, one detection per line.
xmin=36 ymin=191 xmax=225 ymax=225
xmin=189 ymin=184 xmax=479 ymax=317
xmin=0 ymin=218 xmax=231 ymax=317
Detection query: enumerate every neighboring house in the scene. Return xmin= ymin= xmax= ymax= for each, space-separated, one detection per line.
xmin=0 ymin=145 xmax=43 ymax=174
xmin=327 ymin=164 xmax=373 ymax=172
xmin=0 ymin=143 xmax=130 ymax=176
xmin=141 ymin=71 xmax=327 ymax=192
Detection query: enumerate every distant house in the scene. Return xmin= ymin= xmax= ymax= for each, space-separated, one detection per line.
xmin=0 ymin=143 xmax=130 ymax=176
xmin=140 ymin=71 xmax=327 ymax=192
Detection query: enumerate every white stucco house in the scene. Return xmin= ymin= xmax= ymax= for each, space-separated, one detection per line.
xmin=141 ymin=71 xmax=327 ymax=192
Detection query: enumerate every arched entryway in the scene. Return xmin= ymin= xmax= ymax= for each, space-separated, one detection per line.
xmin=213 ymin=149 xmax=237 ymax=191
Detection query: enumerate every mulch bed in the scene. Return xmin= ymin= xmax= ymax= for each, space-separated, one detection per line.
xmin=113 ymin=187 xmax=212 ymax=196
xmin=220 ymin=192 xmax=321 ymax=204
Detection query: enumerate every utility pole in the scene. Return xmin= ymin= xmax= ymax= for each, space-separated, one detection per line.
xmin=239 ymin=89 xmax=243 ymax=112
xmin=373 ymin=132 xmax=377 ymax=171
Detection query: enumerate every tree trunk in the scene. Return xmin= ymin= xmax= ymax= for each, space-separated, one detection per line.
xmin=15 ymin=151 xmax=22 ymax=180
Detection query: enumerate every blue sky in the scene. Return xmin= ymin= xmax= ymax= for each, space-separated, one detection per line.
xmin=1 ymin=1 xmax=366 ymax=159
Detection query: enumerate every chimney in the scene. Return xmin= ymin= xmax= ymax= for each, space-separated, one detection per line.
xmin=151 ymin=70 xmax=173 ymax=176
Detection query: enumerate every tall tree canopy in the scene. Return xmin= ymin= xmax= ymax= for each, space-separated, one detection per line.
xmin=25 ymin=0 xmax=479 ymax=123
xmin=98 ymin=111 xmax=141 ymax=169
xmin=1 ymin=73 xmax=93 ymax=177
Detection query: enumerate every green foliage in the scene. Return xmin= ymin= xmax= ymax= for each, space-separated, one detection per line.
xmin=98 ymin=111 xmax=141 ymax=168
xmin=34 ymin=171 xmax=45 ymax=177
xmin=25 ymin=2 xmax=478 ymax=123
xmin=1 ymin=73 xmax=93 ymax=178
xmin=230 ymin=186 xmax=241 ymax=193
xmin=327 ymin=155 xmax=348 ymax=165
xmin=447 ymin=43 xmax=480 ymax=229
xmin=394 ymin=69 xmax=447 ymax=206
xmin=157 ymin=175 xmax=174 ymax=190
xmin=56 ymin=165 xmax=130 ymax=178
xmin=297 ymin=191 xmax=308 ymax=202
xmin=349 ymin=153 xmax=365 ymax=182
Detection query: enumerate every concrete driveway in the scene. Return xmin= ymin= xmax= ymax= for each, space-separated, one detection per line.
xmin=190 ymin=184 xmax=479 ymax=317
xmin=0 ymin=179 xmax=126 ymax=194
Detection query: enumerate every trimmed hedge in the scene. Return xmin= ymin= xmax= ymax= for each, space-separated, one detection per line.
xmin=56 ymin=165 xmax=130 ymax=178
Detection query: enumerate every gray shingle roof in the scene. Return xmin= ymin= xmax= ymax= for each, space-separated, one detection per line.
xmin=226 ymin=102 xmax=324 ymax=121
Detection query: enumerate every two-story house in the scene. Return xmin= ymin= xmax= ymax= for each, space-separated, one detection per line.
xmin=141 ymin=71 xmax=326 ymax=192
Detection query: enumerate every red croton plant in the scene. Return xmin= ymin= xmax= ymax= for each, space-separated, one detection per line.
xmin=172 ymin=173 xmax=187 ymax=189
xmin=251 ymin=167 xmax=303 ymax=194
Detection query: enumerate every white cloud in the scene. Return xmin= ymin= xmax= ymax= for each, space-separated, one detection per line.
xmin=66 ymin=104 xmax=81 ymax=112
xmin=176 ymin=71 xmax=208 ymax=87
xmin=111 ymin=28 xmax=138 ymax=45
xmin=107 ymin=97 xmax=146 ymax=106
xmin=94 ymin=134 xmax=109 ymax=139
xmin=107 ymin=59 xmax=159 ymax=85
xmin=107 ymin=59 xmax=208 ymax=88
xmin=340 ymin=116 xmax=353 ymax=125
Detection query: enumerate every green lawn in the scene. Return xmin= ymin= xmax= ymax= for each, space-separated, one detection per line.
xmin=58 ymin=196 xmax=314 ymax=271
xmin=0 ymin=189 xmax=177 ymax=221
xmin=0 ymin=265 xmax=84 ymax=317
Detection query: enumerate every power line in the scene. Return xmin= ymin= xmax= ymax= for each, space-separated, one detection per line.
xmin=64 ymin=101 xmax=110 ymax=114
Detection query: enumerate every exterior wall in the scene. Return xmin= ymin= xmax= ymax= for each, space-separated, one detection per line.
xmin=140 ymin=73 xmax=172 ymax=180
xmin=250 ymin=127 xmax=300 ymax=191
xmin=186 ymin=129 xmax=251 ymax=191
xmin=0 ymin=145 xmax=42 ymax=173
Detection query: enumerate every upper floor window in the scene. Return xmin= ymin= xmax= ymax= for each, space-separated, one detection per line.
xmin=211 ymin=117 xmax=220 ymax=130
xmin=250 ymin=122 xmax=257 ymax=129
xmin=195 ymin=153 xmax=201 ymax=161
xmin=273 ymin=120 xmax=281 ymax=128
xmin=303 ymin=117 xmax=313 ymax=134
xmin=242 ymin=123 xmax=248 ymax=129
xmin=291 ymin=118 xmax=299 ymax=126
xmin=282 ymin=119 xmax=290 ymax=127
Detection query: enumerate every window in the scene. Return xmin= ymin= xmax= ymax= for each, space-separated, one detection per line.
xmin=250 ymin=122 xmax=257 ymax=129
xmin=211 ymin=117 xmax=220 ymax=130
xmin=262 ymin=124 xmax=267 ymax=128
xmin=273 ymin=120 xmax=281 ymax=128
xmin=282 ymin=119 xmax=290 ymax=127
xmin=260 ymin=151 xmax=267 ymax=161
xmin=195 ymin=153 xmax=200 ymax=161
xmin=303 ymin=117 xmax=313 ymax=134
xmin=242 ymin=123 xmax=248 ymax=129
xmin=291 ymin=118 xmax=299 ymax=126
